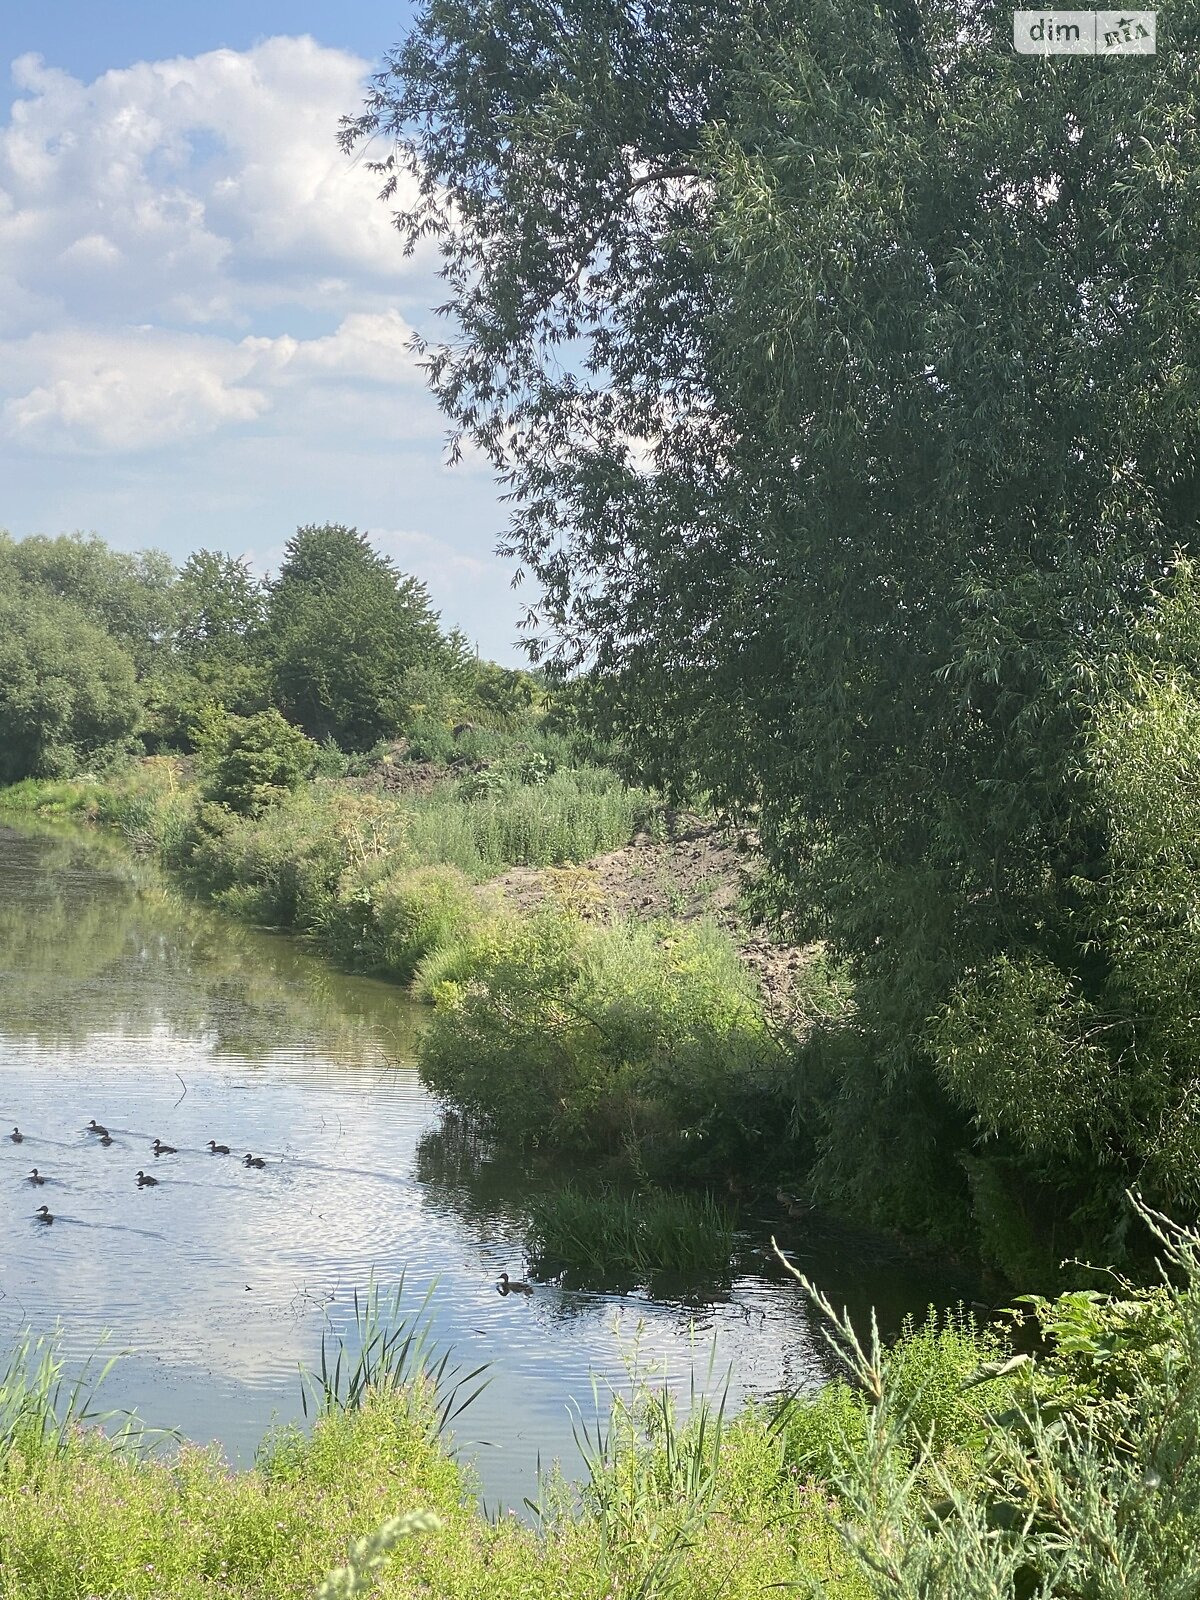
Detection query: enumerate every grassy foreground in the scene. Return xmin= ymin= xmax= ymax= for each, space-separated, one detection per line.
xmin=4 ymin=1200 xmax=1200 ymax=1598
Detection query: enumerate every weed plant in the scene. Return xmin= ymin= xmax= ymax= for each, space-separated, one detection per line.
xmin=418 ymin=908 xmax=793 ymax=1178
xmin=777 ymin=1197 xmax=1200 ymax=1596
xmin=299 ymin=1278 xmax=488 ymax=1437
xmin=527 ymin=1184 xmax=736 ymax=1281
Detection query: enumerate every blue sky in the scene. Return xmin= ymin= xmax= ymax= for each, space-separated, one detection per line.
xmin=0 ymin=4 xmax=528 ymax=663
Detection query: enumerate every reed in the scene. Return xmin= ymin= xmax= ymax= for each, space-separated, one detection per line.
xmin=0 ymin=1327 xmax=155 ymax=1462
xmin=527 ymin=1184 xmax=737 ymax=1280
xmin=299 ymin=1276 xmax=489 ymax=1437
xmin=566 ymin=1356 xmax=731 ymax=1600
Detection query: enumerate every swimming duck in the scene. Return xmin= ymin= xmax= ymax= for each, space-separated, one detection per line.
xmin=28 ymin=1168 xmax=45 ymax=1185
xmin=10 ymin=1127 xmax=22 ymax=1143
xmin=207 ymin=1141 xmax=231 ymax=1154
xmin=497 ymin=1273 xmax=533 ymax=1296
xmin=151 ymin=1139 xmax=177 ymax=1156
xmin=34 ymin=1204 xmax=52 ymax=1223
xmin=243 ymin=1153 xmax=266 ymax=1168
xmin=87 ymin=1120 xmax=109 ymax=1137
xmin=136 ymin=1170 xmax=159 ymax=1187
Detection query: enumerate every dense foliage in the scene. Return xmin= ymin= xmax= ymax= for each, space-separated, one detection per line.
xmin=344 ymin=1 xmax=1200 ymax=1263
xmin=0 ymin=587 xmax=141 ymax=782
xmin=265 ymin=524 xmax=449 ymax=748
xmin=0 ymin=525 xmax=544 ymax=771
xmin=418 ymin=906 xmax=789 ymax=1178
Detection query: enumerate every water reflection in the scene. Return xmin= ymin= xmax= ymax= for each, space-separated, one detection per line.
xmin=0 ymin=820 xmax=976 ymax=1511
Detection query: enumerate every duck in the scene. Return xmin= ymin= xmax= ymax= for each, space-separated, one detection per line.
xmin=207 ymin=1141 xmax=231 ymax=1155
xmin=99 ymin=1133 xmax=113 ymax=1146
xmin=10 ymin=1127 xmax=23 ymax=1143
xmin=28 ymin=1168 xmax=46 ymax=1185
xmin=136 ymin=1170 xmax=159 ymax=1187
xmin=496 ymin=1272 xmax=533 ymax=1296
xmin=775 ymin=1189 xmax=812 ymax=1219
xmin=243 ymin=1153 xmax=266 ymax=1169
xmin=34 ymin=1204 xmax=52 ymax=1224
xmin=151 ymin=1139 xmax=177 ymax=1156
xmin=87 ymin=1120 xmax=109 ymax=1137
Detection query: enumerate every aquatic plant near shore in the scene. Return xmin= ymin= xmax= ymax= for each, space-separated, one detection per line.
xmin=299 ymin=1277 xmax=489 ymax=1438
xmin=527 ymin=1183 xmax=737 ymax=1281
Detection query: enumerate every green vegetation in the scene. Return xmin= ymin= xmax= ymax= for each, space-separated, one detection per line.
xmin=3 ymin=1202 xmax=1199 ymax=1595
xmin=418 ymin=908 xmax=790 ymax=1180
xmin=338 ymin=0 xmax=1200 ymax=1272
xmin=527 ymin=1184 xmax=737 ymax=1282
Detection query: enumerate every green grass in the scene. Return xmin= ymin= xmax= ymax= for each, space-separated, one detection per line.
xmin=0 ymin=1326 xmax=869 ymax=1600
xmin=527 ymin=1184 xmax=737 ymax=1282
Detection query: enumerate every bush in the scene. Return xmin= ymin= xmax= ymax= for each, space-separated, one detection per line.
xmin=204 ymin=709 xmax=317 ymax=816
xmin=417 ymin=910 xmax=788 ymax=1176
xmin=318 ymin=863 xmax=484 ymax=983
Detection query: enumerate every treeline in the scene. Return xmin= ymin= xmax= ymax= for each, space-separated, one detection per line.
xmin=0 ymin=525 xmax=546 ymax=787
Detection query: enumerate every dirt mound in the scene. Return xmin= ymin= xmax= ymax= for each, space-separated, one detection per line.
xmin=483 ymin=817 xmax=823 ymax=1026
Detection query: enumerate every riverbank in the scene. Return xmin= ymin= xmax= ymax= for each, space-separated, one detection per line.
xmin=5 ymin=1203 xmax=1198 ymax=1599
xmin=0 ymin=755 xmax=840 ymax=1197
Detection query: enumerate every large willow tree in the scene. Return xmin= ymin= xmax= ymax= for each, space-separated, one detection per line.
xmin=344 ymin=1 xmax=1200 ymax=1266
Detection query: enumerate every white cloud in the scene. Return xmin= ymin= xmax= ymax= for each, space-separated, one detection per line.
xmin=0 ymin=37 xmax=424 ymax=336
xmin=0 ymin=35 xmax=526 ymax=662
xmin=0 ymin=311 xmax=433 ymax=453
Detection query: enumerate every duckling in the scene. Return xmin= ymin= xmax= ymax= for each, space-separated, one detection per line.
xmin=497 ymin=1272 xmax=533 ymax=1296
xmin=10 ymin=1126 xmax=23 ymax=1143
xmin=34 ymin=1204 xmax=52 ymax=1224
xmin=87 ymin=1120 xmax=109 ymax=1137
xmin=243 ymin=1153 xmax=266 ymax=1169
xmin=28 ymin=1168 xmax=45 ymax=1185
xmin=136 ymin=1170 xmax=159 ymax=1187
xmin=151 ymin=1139 xmax=177 ymax=1156
xmin=207 ymin=1141 xmax=231 ymax=1155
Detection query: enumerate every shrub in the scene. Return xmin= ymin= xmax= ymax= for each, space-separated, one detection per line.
xmin=418 ymin=910 xmax=787 ymax=1176
xmin=204 ymin=709 xmax=317 ymax=816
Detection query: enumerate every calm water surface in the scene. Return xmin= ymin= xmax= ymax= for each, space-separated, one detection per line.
xmin=0 ymin=821 xmax=974 ymax=1508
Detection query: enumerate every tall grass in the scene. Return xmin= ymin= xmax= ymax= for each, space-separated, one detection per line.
xmin=300 ymin=1277 xmax=489 ymax=1438
xmin=403 ymin=765 xmax=651 ymax=876
xmin=0 ymin=1329 xmax=120 ymax=1462
xmin=528 ymin=1184 xmax=737 ymax=1281
xmin=560 ymin=1355 xmax=749 ymax=1600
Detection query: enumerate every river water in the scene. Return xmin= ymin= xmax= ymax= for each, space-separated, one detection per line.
xmin=0 ymin=820 xmax=973 ymax=1509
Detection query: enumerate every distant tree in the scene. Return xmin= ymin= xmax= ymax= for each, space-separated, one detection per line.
xmin=265 ymin=524 xmax=445 ymax=749
xmin=0 ymin=587 xmax=141 ymax=781
xmin=173 ymin=550 xmax=265 ymax=663
xmin=0 ymin=532 xmax=175 ymax=672
xmin=471 ymin=662 xmax=540 ymax=729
